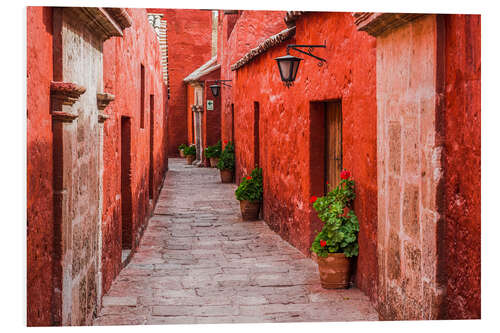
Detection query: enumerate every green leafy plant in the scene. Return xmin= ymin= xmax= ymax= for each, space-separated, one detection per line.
xmin=235 ymin=167 xmax=263 ymax=202
xmin=183 ymin=144 xmax=196 ymax=156
xmin=178 ymin=143 xmax=188 ymax=151
xmin=216 ymin=141 xmax=235 ymax=171
xmin=310 ymin=170 xmax=359 ymax=258
xmin=205 ymin=140 xmax=222 ymax=159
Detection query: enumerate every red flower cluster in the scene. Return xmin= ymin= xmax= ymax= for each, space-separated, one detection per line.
xmin=310 ymin=195 xmax=318 ymax=203
xmin=246 ymin=176 xmax=252 ymax=180
xmin=340 ymin=170 xmax=351 ymax=180
xmin=223 ymin=140 xmax=228 ymax=145
xmin=320 ymin=240 xmax=327 ymax=247
xmin=342 ymin=207 xmax=350 ymax=217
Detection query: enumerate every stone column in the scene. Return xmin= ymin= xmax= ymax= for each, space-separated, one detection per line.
xmin=354 ymin=13 xmax=446 ymax=320
xmin=95 ymin=92 xmax=114 ymax=315
xmin=50 ymin=81 xmax=85 ymax=326
xmin=192 ymin=85 xmax=204 ymax=165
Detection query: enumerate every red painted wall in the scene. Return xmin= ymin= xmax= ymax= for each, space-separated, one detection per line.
xmin=443 ymin=14 xmax=481 ymax=319
xmin=27 ymin=6 xmax=54 ymax=327
xmin=101 ymin=8 xmax=168 ymax=295
xmin=219 ymin=10 xmax=287 ymax=145
xmin=225 ymin=12 xmax=378 ymax=302
xmin=147 ymin=9 xmax=213 ymax=156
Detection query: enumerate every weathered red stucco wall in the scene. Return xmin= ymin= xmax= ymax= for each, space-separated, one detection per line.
xmin=227 ymin=12 xmax=378 ymax=302
xmin=27 ymin=6 xmax=54 ymax=327
xmin=443 ymin=14 xmax=481 ymax=319
xmin=101 ymin=8 xmax=167 ymax=295
xmin=148 ymin=9 xmax=213 ymax=156
xmin=219 ymin=10 xmax=287 ymax=145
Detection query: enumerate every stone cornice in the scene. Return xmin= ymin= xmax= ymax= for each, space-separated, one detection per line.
xmin=50 ymin=81 xmax=85 ymax=122
xmin=284 ymin=11 xmax=305 ymax=28
xmin=353 ymin=12 xmax=426 ymax=37
xmin=64 ymin=7 xmax=129 ymax=40
xmin=104 ymin=8 xmax=133 ymax=30
xmin=98 ymin=113 xmax=110 ymax=123
xmin=50 ymin=81 xmax=86 ymax=106
xmin=96 ymin=92 xmax=115 ymax=111
xmin=231 ymin=26 xmax=296 ymax=71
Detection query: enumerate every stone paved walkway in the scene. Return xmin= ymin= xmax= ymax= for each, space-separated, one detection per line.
xmin=93 ymin=158 xmax=378 ymax=325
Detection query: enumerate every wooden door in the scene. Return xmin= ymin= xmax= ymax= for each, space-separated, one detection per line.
xmin=325 ymin=101 xmax=342 ymax=192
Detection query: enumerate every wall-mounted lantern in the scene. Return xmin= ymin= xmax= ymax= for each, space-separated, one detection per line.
xmin=274 ymin=43 xmax=327 ymax=87
xmin=209 ymin=80 xmax=232 ymax=97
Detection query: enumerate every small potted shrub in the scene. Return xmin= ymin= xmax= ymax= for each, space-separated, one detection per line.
xmin=216 ymin=141 xmax=234 ymax=183
xmin=310 ymin=170 xmax=359 ymax=289
xmin=178 ymin=143 xmax=187 ymax=158
xmin=183 ymin=144 xmax=196 ymax=165
xmin=235 ymin=167 xmax=263 ymax=220
xmin=204 ymin=140 xmax=222 ymax=168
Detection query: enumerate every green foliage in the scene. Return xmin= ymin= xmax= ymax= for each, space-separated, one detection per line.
xmin=216 ymin=141 xmax=235 ymax=171
xmin=183 ymin=145 xmax=196 ymax=156
xmin=310 ymin=177 xmax=360 ymax=258
xmin=235 ymin=167 xmax=263 ymax=202
xmin=178 ymin=143 xmax=188 ymax=151
xmin=205 ymin=140 xmax=222 ymax=159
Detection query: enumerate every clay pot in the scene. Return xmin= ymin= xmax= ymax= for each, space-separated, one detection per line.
xmin=239 ymin=200 xmax=261 ymax=221
xmin=209 ymin=157 xmax=219 ymax=168
xmin=220 ymin=169 xmax=233 ymax=183
xmin=317 ymin=253 xmax=351 ymax=289
xmin=179 ymin=149 xmax=185 ymax=158
xmin=186 ymin=155 xmax=195 ymax=165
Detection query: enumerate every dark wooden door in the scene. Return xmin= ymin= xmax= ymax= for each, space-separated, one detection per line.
xmin=121 ymin=117 xmax=132 ymax=250
xmin=325 ymin=101 xmax=342 ymax=192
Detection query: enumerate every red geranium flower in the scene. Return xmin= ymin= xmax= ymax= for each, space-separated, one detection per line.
xmin=326 ymin=181 xmax=329 ymax=185
xmin=320 ymin=240 xmax=327 ymax=247
xmin=310 ymin=195 xmax=318 ymax=203
xmin=224 ymin=140 xmax=228 ymax=145
xmin=340 ymin=170 xmax=351 ymax=180
xmin=342 ymin=207 xmax=350 ymax=217
xmin=246 ymin=176 xmax=252 ymax=180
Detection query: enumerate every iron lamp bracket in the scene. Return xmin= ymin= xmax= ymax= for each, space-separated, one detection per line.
xmin=287 ymin=43 xmax=327 ymax=66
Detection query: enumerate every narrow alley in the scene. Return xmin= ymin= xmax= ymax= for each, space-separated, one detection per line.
xmin=93 ymin=159 xmax=378 ymax=325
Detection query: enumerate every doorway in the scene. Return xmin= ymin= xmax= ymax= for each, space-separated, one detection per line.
xmin=325 ymin=101 xmax=342 ymax=192
xmin=121 ymin=117 xmax=132 ymax=254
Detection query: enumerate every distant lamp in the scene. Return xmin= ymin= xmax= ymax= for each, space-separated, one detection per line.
xmin=209 ymin=84 xmax=220 ymax=97
xmin=209 ymin=80 xmax=232 ymax=97
xmin=274 ymin=43 xmax=327 ymax=88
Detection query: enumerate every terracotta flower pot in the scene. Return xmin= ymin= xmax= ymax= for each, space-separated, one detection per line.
xmin=179 ymin=149 xmax=185 ymax=158
xmin=209 ymin=157 xmax=219 ymax=168
xmin=317 ymin=253 xmax=351 ymax=289
xmin=239 ymin=200 xmax=261 ymax=221
xmin=186 ymin=155 xmax=195 ymax=165
xmin=220 ymin=169 xmax=233 ymax=183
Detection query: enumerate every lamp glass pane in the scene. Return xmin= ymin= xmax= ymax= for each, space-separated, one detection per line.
xmin=291 ymin=59 xmax=301 ymax=81
xmin=278 ymin=60 xmax=292 ymax=81
xmin=210 ymin=85 xmax=219 ymax=97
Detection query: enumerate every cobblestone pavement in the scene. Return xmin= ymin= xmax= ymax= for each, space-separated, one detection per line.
xmin=93 ymin=158 xmax=378 ymax=325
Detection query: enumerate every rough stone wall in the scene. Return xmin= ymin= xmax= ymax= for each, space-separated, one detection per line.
xmin=27 ymin=6 xmax=54 ymax=327
xmin=147 ymin=9 xmax=213 ymax=156
xmin=101 ymin=8 xmax=167 ymax=297
xmin=376 ymin=15 xmax=446 ymax=320
xmin=219 ymin=10 xmax=287 ymax=151
xmin=227 ymin=11 xmax=378 ymax=302
xmin=443 ymin=14 xmax=481 ymax=319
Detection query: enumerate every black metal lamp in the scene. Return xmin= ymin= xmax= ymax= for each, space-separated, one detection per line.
xmin=274 ymin=43 xmax=327 ymax=87
xmin=209 ymin=80 xmax=232 ymax=97
xmin=209 ymin=84 xmax=220 ymax=97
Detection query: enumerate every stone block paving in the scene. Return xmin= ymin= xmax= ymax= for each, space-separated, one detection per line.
xmin=93 ymin=158 xmax=378 ymax=326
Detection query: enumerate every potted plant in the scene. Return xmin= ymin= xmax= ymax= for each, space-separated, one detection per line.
xmin=178 ymin=143 xmax=187 ymax=158
xmin=310 ymin=170 xmax=359 ymax=289
xmin=183 ymin=144 xmax=196 ymax=165
xmin=216 ymin=141 xmax=234 ymax=183
xmin=235 ymin=167 xmax=263 ymax=220
xmin=204 ymin=140 xmax=222 ymax=168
